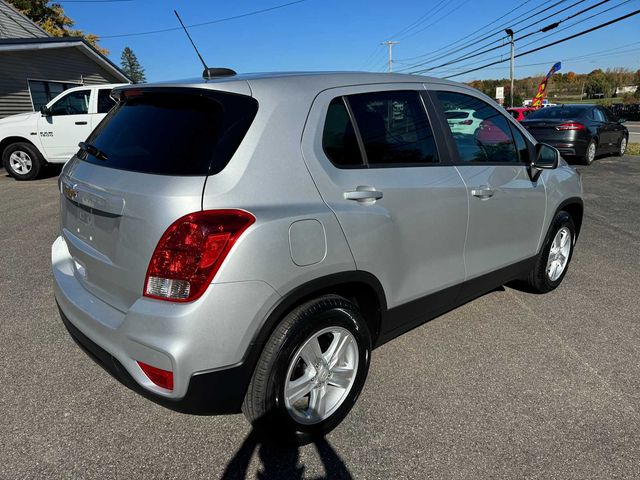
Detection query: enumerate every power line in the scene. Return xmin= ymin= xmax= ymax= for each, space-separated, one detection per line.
xmin=406 ymin=0 xmax=613 ymax=74
xmin=398 ymin=0 xmax=563 ymax=64
xmin=439 ymin=9 xmax=640 ymax=79
xmin=99 ymin=0 xmax=308 ymax=39
xmin=398 ymin=0 xmax=475 ymax=41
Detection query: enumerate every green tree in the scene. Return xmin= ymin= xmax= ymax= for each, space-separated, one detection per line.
xmin=584 ymin=74 xmax=612 ymax=99
xmin=120 ymin=47 xmax=146 ymax=84
xmin=7 ymin=0 xmax=107 ymax=54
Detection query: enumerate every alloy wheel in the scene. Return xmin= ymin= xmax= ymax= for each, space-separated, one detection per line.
xmin=546 ymin=226 xmax=572 ymax=282
xmin=9 ymin=151 xmax=33 ymax=175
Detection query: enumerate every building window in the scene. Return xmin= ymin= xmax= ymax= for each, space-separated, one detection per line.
xmin=28 ymin=80 xmax=81 ymax=111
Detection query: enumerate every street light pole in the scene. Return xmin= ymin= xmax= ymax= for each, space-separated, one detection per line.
xmin=505 ymin=28 xmax=515 ymax=107
xmin=381 ymin=41 xmax=400 ymax=72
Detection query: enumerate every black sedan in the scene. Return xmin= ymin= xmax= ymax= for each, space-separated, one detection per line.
xmin=520 ymin=104 xmax=628 ymax=165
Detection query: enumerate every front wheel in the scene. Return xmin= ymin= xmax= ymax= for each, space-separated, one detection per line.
xmin=2 ymin=142 xmax=44 ymax=180
xmin=615 ymin=135 xmax=627 ymax=157
xmin=524 ymin=211 xmax=576 ymax=293
xmin=242 ymin=295 xmax=371 ymax=444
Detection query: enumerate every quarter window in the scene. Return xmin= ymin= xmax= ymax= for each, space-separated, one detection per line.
xmin=436 ymin=91 xmax=520 ymax=164
xmin=347 ymin=90 xmax=438 ymax=166
xmin=322 ymin=97 xmax=364 ymax=167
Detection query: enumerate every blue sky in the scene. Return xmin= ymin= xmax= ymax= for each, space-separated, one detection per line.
xmin=64 ymin=0 xmax=640 ymax=82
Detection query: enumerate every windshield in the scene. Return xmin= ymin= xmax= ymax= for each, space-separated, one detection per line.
xmin=525 ymin=106 xmax=588 ymax=120
xmin=81 ymin=88 xmax=258 ymax=175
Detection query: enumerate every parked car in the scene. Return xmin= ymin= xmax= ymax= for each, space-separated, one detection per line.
xmin=444 ymin=108 xmax=482 ymax=134
xmin=507 ymin=107 xmax=537 ymax=122
xmin=520 ymin=104 xmax=628 ymax=164
xmin=0 ymin=83 xmax=125 ymax=180
xmin=52 ymin=72 xmax=583 ymax=443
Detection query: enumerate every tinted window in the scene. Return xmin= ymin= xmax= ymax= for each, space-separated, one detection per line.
xmin=347 ymin=90 xmax=438 ymax=165
xmin=97 ymin=89 xmax=116 ymax=114
xmin=50 ymin=90 xmax=90 ymax=115
xmin=436 ymin=91 xmax=519 ymax=164
xmin=446 ymin=110 xmax=470 ymax=120
xmin=526 ymin=106 xmax=587 ymax=120
xmin=322 ymin=97 xmax=363 ymax=167
xmin=592 ymin=108 xmax=606 ymax=122
xmin=509 ymin=123 xmax=530 ymax=163
xmin=81 ymin=89 xmax=258 ymax=175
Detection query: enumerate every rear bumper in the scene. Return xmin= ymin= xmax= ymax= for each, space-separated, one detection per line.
xmin=52 ymin=235 xmax=280 ymax=414
xmin=529 ymin=133 xmax=590 ymax=157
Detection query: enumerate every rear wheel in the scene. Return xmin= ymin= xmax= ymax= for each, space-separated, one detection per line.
xmin=523 ymin=211 xmax=576 ymax=293
xmin=2 ymin=142 xmax=44 ymax=180
xmin=581 ymin=139 xmax=597 ymax=165
xmin=242 ymin=295 xmax=371 ymax=444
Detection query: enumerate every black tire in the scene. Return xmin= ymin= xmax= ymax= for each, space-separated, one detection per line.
xmin=581 ymin=139 xmax=597 ymax=165
xmin=524 ymin=211 xmax=576 ymax=293
xmin=242 ymin=295 xmax=371 ymax=445
xmin=615 ymin=135 xmax=628 ymax=157
xmin=2 ymin=142 xmax=44 ymax=180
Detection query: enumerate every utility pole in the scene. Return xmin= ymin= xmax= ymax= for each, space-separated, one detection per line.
xmin=381 ymin=41 xmax=400 ymax=72
xmin=505 ymin=28 xmax=515 ymax=107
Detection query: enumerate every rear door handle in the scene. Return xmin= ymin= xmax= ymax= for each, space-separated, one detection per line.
xmin=75 ymin=121 xmax=87 ymax=125
xmin=344 ymin=187 xmax=383 ymax=202
xmin=471 ymin=186 xmax=495 ymax=199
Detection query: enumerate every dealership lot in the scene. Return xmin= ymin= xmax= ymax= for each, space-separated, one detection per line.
xmin=1 ymin=156 xmax=639 ymax=479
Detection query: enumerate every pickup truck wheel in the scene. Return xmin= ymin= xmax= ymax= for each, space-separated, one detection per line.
xmin=2 ymin=142 xmax=43 ymax=180
xmin=524 ymin=211 xmax=576 ymax=293
xmin=242 ymin=295 xmax=371 ymax=445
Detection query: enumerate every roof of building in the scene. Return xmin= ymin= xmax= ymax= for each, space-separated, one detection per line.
xmin=0 ymin=36 xmax=132 ymax=83
xmin=0 ymin=0 xmax=49 ymax=39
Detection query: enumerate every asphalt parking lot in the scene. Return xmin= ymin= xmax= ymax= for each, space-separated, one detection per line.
xmin=1 ymin=155 xmax=639 ymax=479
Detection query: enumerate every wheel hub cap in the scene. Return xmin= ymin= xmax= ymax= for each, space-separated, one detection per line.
xmin=546 ymin=227 xmax=572 ymax=282
xmin=284 ymin=326 xmax=359 ymax=425
xmin=9 ymin=151 xmax=32 ymax=174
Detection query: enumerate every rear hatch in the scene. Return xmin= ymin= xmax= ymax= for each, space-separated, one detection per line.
xmin=59 ymin=87 xmax=258 ymax=311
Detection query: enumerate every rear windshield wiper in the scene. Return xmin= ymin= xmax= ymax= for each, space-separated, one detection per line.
xmin=78 ymin=142 xmax=108 ymax=161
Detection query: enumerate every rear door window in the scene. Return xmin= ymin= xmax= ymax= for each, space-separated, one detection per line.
xmin=81 ymin=89 xmax=258 ymax=175
xmin=346 ymin=90 xmax=439 ymax=166
xmin=97 ymin=89 xmax=116 ymax=114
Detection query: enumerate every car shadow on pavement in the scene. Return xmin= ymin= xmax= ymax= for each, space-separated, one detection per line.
xmin=221 ymin=427 xmax=353 ymax=480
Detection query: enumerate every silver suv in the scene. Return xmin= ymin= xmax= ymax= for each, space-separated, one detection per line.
xmin=52 ymin=72 xmax=583 ymax=442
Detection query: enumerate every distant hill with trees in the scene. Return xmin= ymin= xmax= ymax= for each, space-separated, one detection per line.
xmin=468 ymin=67 xmax=640 ymax=106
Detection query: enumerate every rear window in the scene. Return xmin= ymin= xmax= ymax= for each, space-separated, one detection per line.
xmin=81 ymin=88 xmax=258 ymax=175
xmin=445 ymin=110 xmax=470 ymax=119
xmin=525 ymin=106 xmax=587 ymax=120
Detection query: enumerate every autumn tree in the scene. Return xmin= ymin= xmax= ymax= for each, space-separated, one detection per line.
xmin=7 ymin=0 xmax=107 ymax=54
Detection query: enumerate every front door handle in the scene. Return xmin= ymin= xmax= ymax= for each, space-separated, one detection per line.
xmin=75 ymin=121 xmax=87 ymax=125
xmin=344 ymin=186 xmax=383 ymax=202
xmin=471 ymin=186 xmax=495 ymax=199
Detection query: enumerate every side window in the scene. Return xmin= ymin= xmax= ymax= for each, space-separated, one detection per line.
xmin=97 ymin=89 xmax=116 ymax=114
xmin=436 ymin=91 xmax=519 ymax=164
xmin=346 ymin=90 xmax=438 ymax=166
xmin=602 ymin=107 xmax=615 ymax=122
xmin=322 ymin=97 xmax=364 ymax=167
xmin=592 ymin=108 xmax=606 ymax=122
xmin=50 ymin=90 xmax=90 ymax=116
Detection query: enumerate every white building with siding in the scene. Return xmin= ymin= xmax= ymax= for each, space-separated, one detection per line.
xmin=0 ymin=0 xmax=130 ymax=118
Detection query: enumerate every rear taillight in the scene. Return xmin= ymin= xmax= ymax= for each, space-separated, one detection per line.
xmin=138 ymin=361 xmax=173 ymax=390
xmin=144 ymin=209 xmax=255 ymax=302
xmin=555 ymin=122 xmax=585 ymax=131
xmin=460 ymin=119 xmax=473 ymax=125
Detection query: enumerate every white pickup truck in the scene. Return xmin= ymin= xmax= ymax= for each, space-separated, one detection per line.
xmin=0 ymin=83 xmax=125 ymax=180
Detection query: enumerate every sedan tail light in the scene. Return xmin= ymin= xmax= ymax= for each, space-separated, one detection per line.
xmin=555 ymin=122 xmax=585 ymax=131
xmin=459 ymin=119 xmax=473 ymax=125
xmin=144 ymin=210 xmax=255 ymax=302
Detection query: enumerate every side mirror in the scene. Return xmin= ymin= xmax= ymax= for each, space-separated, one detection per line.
xmin=40 ymin=105 xmax=51 ymax=116
xmin=529 ymin=143 xmax=559 ymax=181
